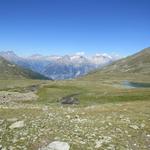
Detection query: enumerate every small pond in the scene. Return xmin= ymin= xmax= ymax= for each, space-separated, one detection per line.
xmin=122 ymin=81 xmax=150 ymax=88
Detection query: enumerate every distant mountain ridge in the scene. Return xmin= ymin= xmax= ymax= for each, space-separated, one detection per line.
xmin=0 ymin=56 xmax=49 ymax=80
xmin=83 ymin=47 xmax=150 ymax=80
xmin=100 ymin=47 xmax=150 ymax=74
xmin=0 ymin=51 xmax=120 ymax=80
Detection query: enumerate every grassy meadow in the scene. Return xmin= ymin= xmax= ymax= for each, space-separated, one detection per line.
xmin=0 ymin=77 xmax=150 ymax=150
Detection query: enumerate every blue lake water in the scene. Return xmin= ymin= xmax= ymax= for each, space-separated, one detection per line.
xmin=122 ymin=81 xmax=150 ymax=88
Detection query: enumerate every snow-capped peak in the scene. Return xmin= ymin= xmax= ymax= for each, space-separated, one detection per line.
xmin=90 ymin=53 xmax=113 ymax=65
xmin=95 ymin=53 xmax=112 ymax=59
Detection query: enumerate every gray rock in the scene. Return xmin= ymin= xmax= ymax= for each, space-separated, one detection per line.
xmin=9 ymin=121 xmax=25 ymax=129
xmin=60 ymin=96 xmax=79 ymax=105
xmin=0 ymin=119 xmax=4 ymax=125
xmin=40 ymin=141 xmax=70 ymax=150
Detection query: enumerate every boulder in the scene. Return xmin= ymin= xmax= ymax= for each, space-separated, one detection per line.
xmin=40 ymin=141 xmax=70 ymax=150
xmin=60 ymin=96 xmax=79 ymax=105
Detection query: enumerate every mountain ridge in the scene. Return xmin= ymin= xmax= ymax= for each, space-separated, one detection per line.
xmin=0 ymin=56 xmax=49 ymax=80
xmin=82 ymin=47 xmax=150 ymax=81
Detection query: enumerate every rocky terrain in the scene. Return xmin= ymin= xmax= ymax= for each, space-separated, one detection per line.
xmin=0 ymin=101 xmax=150 ymax=150
xmin=0 ymin=91 xmax=38 ymax=105
xmin=0 ymin=77 xmax=149 ymax=150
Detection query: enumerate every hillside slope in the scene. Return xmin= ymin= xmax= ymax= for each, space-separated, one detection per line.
xmin=83 ymin=47 xmax=150 ymax=81
xmin=0 ymin=56 xmax=49 ymax=80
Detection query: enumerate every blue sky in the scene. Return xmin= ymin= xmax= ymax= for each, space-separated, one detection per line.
xmin=0 ymin=0 xmax=149 ymax=56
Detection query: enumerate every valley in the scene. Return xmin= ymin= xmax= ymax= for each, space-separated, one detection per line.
xmin=0 ymin=48 xmax=150 ymax=150
xmin=1 ymin=0 xmax=150 ymax=149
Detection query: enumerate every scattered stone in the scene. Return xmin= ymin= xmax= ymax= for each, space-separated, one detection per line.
xmin=95 ymin=140 xmax=102 ymax=148
xmin=9 ymin=121 xmax=25 ymax=129
xmin=0 ymin=119 xmax=4 ymax=125
xmin=95 ymin=136 xmax=112 ymax=148
xmin=129 ymin=125 xmax=139 ymax=130
xmin=140 ymin=123 xmax=145 ymax=128
xmin=1 ymin=147 xmax=7 ymax=150
xmin=66 ymin=115 xmax=71 ymax=119
xmin=108 ymin=122 xmax=112 ymax=126
xmin=8 ymin=146 xmax=14 ymax=150
xmin=40 ymin=141 xmax=70 ymax=150
xmin=0 ymin=91 xmax=38 ymax=105
xmin=42 ymin=106 xmax=49 ymax=112
xmin=79 ymin=141 xmax=86 ymax=144
xmin=60 ymin=96 xmax=79 ymax=105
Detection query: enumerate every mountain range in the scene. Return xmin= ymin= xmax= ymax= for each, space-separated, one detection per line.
xmin=0 ymin=47 xmax=150 ymax=80
xmin=0 ymin=56 xmax=49 ymax=80
xmin=0 ymin=51 xmax=120 ymax=80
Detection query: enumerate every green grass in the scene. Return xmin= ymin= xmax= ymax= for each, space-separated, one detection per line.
xmin=36 ymin=83 xmax=88 ymax=105
xmin=1 ymin=79 xmax=150 ymax=106
xmin=0 ymin=78 xmax=150 ymax=149
xmin=0 ymin=79 xmax=45 ymax=90
xmin=34 ymin=79 xmax=150 ymax=106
